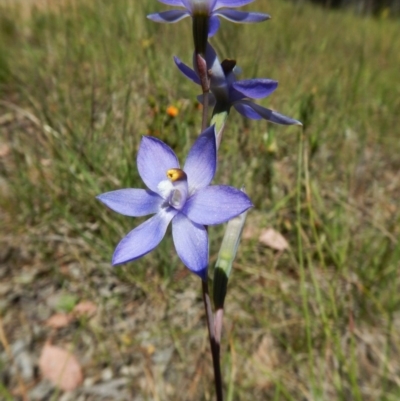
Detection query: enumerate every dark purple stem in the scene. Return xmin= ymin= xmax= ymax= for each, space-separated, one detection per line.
xmin=196 ymin=47 xmax=222 ymax=401
xmin=195 ymin=53 xmax=210 ymax=131
xmin=202 ymin=280 xmax=223 ymax=401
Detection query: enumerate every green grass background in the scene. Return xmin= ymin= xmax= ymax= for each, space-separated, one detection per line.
xmin=0 ymin=0 xmax=399 ymax=399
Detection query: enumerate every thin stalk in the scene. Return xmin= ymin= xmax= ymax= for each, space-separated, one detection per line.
xmin=202 ymin=91 xmax=209 ymax=132
xmin=296 ymin=129 xmax=314 ymax=383
xmin=195 ymin=53 xmax=210 ymax=131
xmin=202 ymin=280 xmax=223 ymax=401
xmin=195 ymin=49 xmax=223 ymax=400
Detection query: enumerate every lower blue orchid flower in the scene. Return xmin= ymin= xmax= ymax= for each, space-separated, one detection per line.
xmin=97 ymin=126 xmax=253 ymax=280
xmin=174 ymin=44 xmax=302 ymax=126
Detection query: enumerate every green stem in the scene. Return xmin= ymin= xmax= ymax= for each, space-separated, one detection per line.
xmin=296 ymin=129 xmax=314 ymax=382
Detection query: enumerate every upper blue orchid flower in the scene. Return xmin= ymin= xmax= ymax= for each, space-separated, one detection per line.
xmin=97 ymin=126 xmax=253 ymax=280
xmin=148 ymin=1 xmax=270 ymax=53
xmin=174 ymin=44 xmax=302 ymax=125
xmin=147 ymin=0 xmax=270 ymax=36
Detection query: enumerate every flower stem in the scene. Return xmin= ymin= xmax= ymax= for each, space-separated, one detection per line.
xmin=195 ymin=53 xmax=210 ymax=131
xmin=202 ymin=279 xmax=223 ymax=401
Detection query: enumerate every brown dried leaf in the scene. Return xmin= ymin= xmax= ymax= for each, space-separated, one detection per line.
xmin=72 ymin=301 xmax=97 ymax=317
xmin=242 ymin=224 xmax=258 ymax=240
xmin=39 ymin=343 xmax=83 ymax=391
xmin=46 ymin=313 xmax=73 ymax=329
xmin=258 ymin=228 xmax=289 ymax=251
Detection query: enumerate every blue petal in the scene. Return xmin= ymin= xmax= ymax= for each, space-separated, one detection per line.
xmin=97 ymin=189 xmax=162 ymax=217
xmin=239 ymin=101 xmax=302 ymax=125
xmin=197 ymin=93 xmax=216 ymax=107
xmin=231 ymin=79 xmax=278 ymax=100
xmin=203 ymin=44 xmax=229 ymax=101
xmin=174 ymin=56 xmax=201 ymax=85
xmin=158 ymin=0 xmax=184 ymax=5
xmin=183 ymin=185 xmax=253 ymax=225
xmin=229 ymin=87 xmax=246 ymax=102
xmin=208 ymin=16 xmax=220 ymax=37
xmin=183 ymin=126 xmax=217 ymax=193
xmin=209 ymin=0 xmax=218 ymax=11
xmin=181 ymin=0 xmax=192 ymax=10
xmin=234 ymin=102 xmax=263 ymax=119
xmin=214 ymin=9 xmax=270 ymax=23
xmin=172 ymin=213 xmax=208 ymax=280
xmin=112 ymin=210 xmax=176 ymax=265
xmin=214 ymin=0 xmax=255 ymax=9
xmin=147 ymin=10 xmax=190 ymax=23
xmin=137 ymin=136 xmax=180 ymax=195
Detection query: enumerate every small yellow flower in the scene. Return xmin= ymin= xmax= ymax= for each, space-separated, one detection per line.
xmin=166 ymin=105 xmax=179 ymax=118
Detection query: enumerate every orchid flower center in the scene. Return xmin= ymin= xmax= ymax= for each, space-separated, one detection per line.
xmin=157 ymin=168 xmax=189 ymax=211
xmin=189 ymin=0 xmax=210 ymax=15
xmin=221 ymin=58 xmax=240 ymax=87
xmin=221 ymin=59 xmax=237 ymax=76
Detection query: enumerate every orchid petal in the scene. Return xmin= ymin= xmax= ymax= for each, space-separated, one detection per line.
xmin=214 ymin=9 xmax=270 ymax=23
xmin=172 ymin=213 xmax=208 ymax=279
xmin=147 ymin=10 xmax=190 ymax=23
xmin=232 ymin=79 xmax=278 ymax=100
xmin=214 ymin=0 xmax=255 ymax=9
xmin=112 ymin=209 xmax=176 ymax=265
xmin=158 ymin=0 xmax=184 ymax=6
xmin=174 ymin=56 xmax=201 ymax=85
xmin=234 ymin=102 xmax=263 ymax=119
xmin=239 ymin=100 xmax=302 ymax=125
xmin=203 ymin=44 xmax=229 ymax=101
xmin=180 ymin=0 xmax=192 ymax=10
xmin=208 ymin=16 xmax=220 ymax=37
xmin=229 ymin=87 xmax=246 ymax=102
xmin=197 ymin=93 xmax=216 ymax=107
xmin=137 ymin=136 xmax=180 ymax=194
xmin=183 ymin=126 xmax=216 ymax=193
xmin=97 ymin=189 xmax=162 ymax=217
xmin=183 ymin=185 xmax=253 ymax=225
xmin=208 ymin=0 xmax=218 ymax=11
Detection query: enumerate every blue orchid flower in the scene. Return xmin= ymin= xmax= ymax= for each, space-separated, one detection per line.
xmin=174 ymin=44 xmax=302 ymax=125
xmin=147 ymin=0 xmax=270 ymax=37
xmin=97 ymin=126 xmax=253 ymax=280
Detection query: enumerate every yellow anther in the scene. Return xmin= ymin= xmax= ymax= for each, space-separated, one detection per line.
xmin=166 ymin=168 xmax=187 ymax=182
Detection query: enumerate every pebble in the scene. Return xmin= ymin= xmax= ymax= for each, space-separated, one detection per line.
xmin=29 ymin=381 xmax=53 ymax=400
xmin=82 ymin=378 xmax=129 ymax=399
xmin=12 ymin=339 xmax=34 ymax=381
xmin=101 ymin=367 xmax=113 ymax=381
